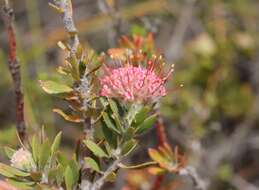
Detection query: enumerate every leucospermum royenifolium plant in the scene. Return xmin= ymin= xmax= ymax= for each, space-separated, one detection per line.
xmin=0 ymin=6 xmax=184 ymax=190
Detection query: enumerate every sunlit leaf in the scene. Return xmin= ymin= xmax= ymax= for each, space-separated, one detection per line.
xmin=148 ymin=167 xmax=166 ymax=175
xmin=108 ymin=98 xmax=119 ymax=116
xmin=39 ymin=80 xmax=73 ymax=94
xmin=31 ymin=135 xmax=40 ymax=167
xmin=68 ymin=158 xmax=79 ymax=185
xmin=84 ymin=157 xmax=100 ymax=172
xmin=148 ymin=148 xmax=168 ymax=168
xmin=4 ymin=146 xmax=16 ymax=159
xmin=0 ymin=163 xmax=30 ymax=177
xmin=8 ymin=179 xmax=34 ymax=190
xmin=126 ymin=104 xmax=143 ymax=126
xmin=64 ymin=166 xmax=74 ymax=190
xmin=51 ymin=132 xmax=62 ymax=156
xmin=39 ymin=141 xmax=51 ymax=170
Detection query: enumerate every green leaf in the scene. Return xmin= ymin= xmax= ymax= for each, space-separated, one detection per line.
xmin=35 ymin=184 xmax=54 ymax=190
xmin=8 ymin=179 xmax=34 ymax=190
xmin=68 ymin=158 xmax=79 ymax=185
xmin=100 ymin=97 xmax=109 ymax=107
xmin=51 ymin=132 xmax=62 ymax=156
xmin=0 ymin=163 xmax=30 ymax=177
xmin=39 ymin=80 xmax=73 ymax=94
xmin=4 ymin=146 xmax=16 ymax=159
xmin=102 ymin=112 xmax=121 ymax=134
xmin=67 ymin=55 xmax=80 ymax=81
xmin=84 ymin=140 xmax=108 ymax=158
xmin=39 ymin=141 xmax=51 ymax=169
xmin=49 ymin=164 xmax=65 ymax=186
xmin=133 ymin=106 xmax=151 ymax=126
xmin=31 ymin=135 xmax=40 ymax=167
xmin=126 ymin=104 xmax=143 ymax=126
xmin=102 ymin=124 xmax=117 ymax=148
xmin=135 ymin=114 xmax=157 ymax=134
xmin=64 ymin=166 xmax=74 ymax=190
xmin=84 ymin=157 xmax=100 ymax=172
xmin=0 ymin=165 xmax=15 ymax=178
xmin=104 ymin=142 xmax=112 ymax=157
xmin=131 ymin=24 xmax=147 ymax=36
xmin=108 ymin=98 xmax=119 ymax=116
xmin=121 ymin=139 xmax=138 ymax=156
xmin=57 ymin=152 xmax=69 ymax=166
xmin=124 ymin=127 xmax=135 ymax=141
xmin=111 ymin=113 xmax=123 ymax=131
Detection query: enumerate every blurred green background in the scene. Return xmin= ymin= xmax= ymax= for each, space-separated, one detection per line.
xmin=1 ymin=0 xmax=259 ymax=189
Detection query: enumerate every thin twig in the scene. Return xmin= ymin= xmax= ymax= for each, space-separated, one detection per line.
xmin=179 ymin=166 xmax=207 ymax=190
xmin=155 ymin=116 xmax=168 ymax=146
xmin=50 ymin=2 xmax=95 ymax=189
xmin=151 ymin=103 xmax=168 ymax=190
xmin=97 ymin=0 xmax=122 ymax=46
xmin=2 ymin=0 xmax=27 ymax=142
xmin=51 ymin=0 xmax=79 ymax=53
xmin=151 ymin=175 xmax=165 ymax=190
xmin=89 ymin=158 xmax=121 ymax=190
xmin=165 ymin=0 xmax=197 ymax=62
xmin=231 ymin=175 xmax=258 ymax=190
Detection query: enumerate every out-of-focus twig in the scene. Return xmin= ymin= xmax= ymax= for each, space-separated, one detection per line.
xmin=89 ymin=158 xmax=122 ymax=190
xmin=97 ymin=0 xmax=122 ymax=46
xmin=150 ymin=102 xmax=168 ymax=190
xmin=154 ymin=103 xmax=168 ymax=146
xmin=231 ymin=175 xmax=258 ymax=190
xmin=179 ymin=166 xmax=207 ymax=190
xmin=47 ymin=0 xmax=168 ymax=48
xmin=151 ymin=175 xmax=165 ymax=190
xmin=165 ymin=0 xmax=197 ymax=62
xmin=2 ymin=0 xmax=27 ymax=142
xmin=0 ymin=181 xmax=18 ymax=190
xmin=50 ymin=0 xmax=79 ymax=53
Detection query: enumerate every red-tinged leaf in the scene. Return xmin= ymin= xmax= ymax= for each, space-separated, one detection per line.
xmin=108 ymin=48 xmax=126 ymax=60
xmin=148 ymin=167 xmax=166 ymax=175
xmin=53 ymin=109 xmax=83 ymax=123
xmin=148 ymin=148 xmax=169 ymax=169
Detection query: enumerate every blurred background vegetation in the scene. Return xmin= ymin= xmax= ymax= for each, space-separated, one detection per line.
xmin=0 ymin=0 xmax=259 ymax=189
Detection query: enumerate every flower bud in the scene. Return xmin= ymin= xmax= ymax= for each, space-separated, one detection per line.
xmin=10 ymin=148 xmax=35 ymax=171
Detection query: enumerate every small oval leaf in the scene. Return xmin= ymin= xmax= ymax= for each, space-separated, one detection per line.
xmin=121 ymin=139 xmax=138 ymax=156
xmin=84 ymin=157 xmax=100 ymax=172
xmin=135 ymin=114 xmax=157 ymax=134
xmin=83 ymin=140 xmax=108 ymax=158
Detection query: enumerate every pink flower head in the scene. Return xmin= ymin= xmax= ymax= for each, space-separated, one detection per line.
xmin=100 ymin=54 xmax=173 ymax=102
